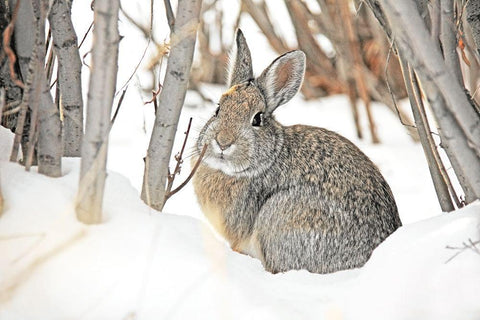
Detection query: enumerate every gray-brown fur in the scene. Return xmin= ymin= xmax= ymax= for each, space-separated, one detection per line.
xmin=193 ymin=29 xmax=401 ymax=274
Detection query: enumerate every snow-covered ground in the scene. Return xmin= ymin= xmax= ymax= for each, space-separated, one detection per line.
xmin=1 ymin=0 xmax=479 ymax=319
xmin=0 ymin=129 xmax=479 ymax=319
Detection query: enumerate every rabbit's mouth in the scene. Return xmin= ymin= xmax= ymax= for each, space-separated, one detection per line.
xmin=204 ymin=156 xmax=247 ymax=176
xmin=203 ymin=143 xmax=251 ymax=176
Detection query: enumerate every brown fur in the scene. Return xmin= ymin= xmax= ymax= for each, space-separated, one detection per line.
xmin=191 ymin=30 xmax=401 ymax=274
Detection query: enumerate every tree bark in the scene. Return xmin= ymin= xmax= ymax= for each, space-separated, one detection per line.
xmin=440 ymin=0 xmax=463 ymax=85
xmin=379 ymin=0 xmax=480 ymax=202
xmin=242 ymin=0 xmax=289 ymax=53
xmin=398 ymin=56 xmax=455 ymax=212
xmin=338 ymin=0 xmax=379 ymax=143
xmin=49 ymin=0 xmax=84 ymax=157
xmin=4 ymin=0 xmax=35 ymax=163
xmin=32 ymin=0 xmax=62 ymax=177
xmin=141 ymin=0 xmax=202 ymax=211
xmin=76 ymin=0 xmax=120 ymax=224
xmin=9 ymin=0 xmax=34 ymax=82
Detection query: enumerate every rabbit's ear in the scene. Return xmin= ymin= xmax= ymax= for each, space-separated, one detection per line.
xmin=227 ymin=29 xmax=254 ymax=87
xmin=257 ymin=50 xmax=305 ymax=113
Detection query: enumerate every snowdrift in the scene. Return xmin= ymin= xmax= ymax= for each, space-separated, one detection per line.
xmin=0 ymin=159 xmax=479 ymax=320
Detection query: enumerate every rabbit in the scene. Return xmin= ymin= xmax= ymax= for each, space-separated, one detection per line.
xmin=192 ymin=29 xmax=402 ymax=274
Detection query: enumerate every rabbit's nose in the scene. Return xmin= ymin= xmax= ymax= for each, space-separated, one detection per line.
xmin=215 ymin=134 xmax=233 ymax=151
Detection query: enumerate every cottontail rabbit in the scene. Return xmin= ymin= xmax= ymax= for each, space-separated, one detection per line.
xmin=193 ymin=29 xmax=401 ymax=274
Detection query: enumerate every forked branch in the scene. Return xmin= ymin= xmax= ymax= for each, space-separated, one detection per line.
xmin=163 ymin=118 xmax=207 ymax=203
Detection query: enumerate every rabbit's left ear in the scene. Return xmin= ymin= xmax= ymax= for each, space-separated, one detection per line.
xmin=256 ymin=50 xmax=305 ymax=113
xmin=227 ymin=29 xmax=254 ymax=87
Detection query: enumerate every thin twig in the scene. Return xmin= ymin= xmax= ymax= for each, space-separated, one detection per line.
xmin=144 ymin=83 xmax=162 ymax=104
xmin=150 ymin=0 xmax=155 ymax=36
xmin=445 ymin=238 xmax=480 ymax=263
xmin=117 ymin=3 xmax=158 ymax=95
xmin=49 ymin=18 xmax=93 ymax=91
xmin=111 ymin=86 xmax=128 ymax=126
xmin=45 ymin=33 xmax=56 ymax=84
xmin=79 ymin=22 xmax=94 ymax=49
xmin=24 ymin=89 xmax=39 ymax=171
xmin=384 ymin=41 xmax=417 ymax=129
xmin=120 ymin=6 xmax=151 ymax=39
xmin=339 ymin=0 xmax=379 ymax=143
xmin=165 ymin=117 xmax=192 ymax=196
xmin=164 ymin=0 xmax=175 ymax=31
xmin=10 ymin=38 xmax=39 ymax=163
xmin=165 ymin=143 xmax=207 ymax=202
xmin=410 ymin=69 xmax=462 ymax=208
xmin=398 ymin=53 xmax=456 ymax=212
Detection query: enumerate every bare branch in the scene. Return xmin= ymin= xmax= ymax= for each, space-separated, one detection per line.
xmin=111 ymin=87 xmax=127 ymax=126
xmin=339 ymin=0 xmax=379 ymax=143
xmin=141 ymin=0 xmax=202 ymax=211
xmin=440 ymin=0 xmax=464 ymax=85
xmin=243 ymin=0 xmax=289 ymax=53
xmin=446 ymin=238 xmax=480 ymax=263
xmin=398 ymin=56 xmax=455 ymax=211
xmin=31 ymin=0 xmax=62 ymax=177
xmin=165 ymin=143 xmax=207 ymax=202
xmin=379 ymin=0 xmax=480 ymax=202
xmin=24 ymin=95 xmax=38 ymax=171
xmin=164 ymin=0 xmax=175 ymax=31
xmin=79 ymin=21 xmax=93 ymax=48
xmin=410 ymin=67 xmax=462 ymax=208
xmin=76 ymin=0 xmax=120 ymax=224
xmin=165 ymin=117 xmax=193 ymax=197
xmin=10 ymin=0 xmax=38 ymax=164
xmin=49 ymin=0 xmax=84 ymax=157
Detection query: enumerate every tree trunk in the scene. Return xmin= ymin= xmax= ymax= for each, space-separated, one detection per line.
xmin=284 ymin=0 xmax=344 ymax=97
xmin=49 ymin=0 xmax=84 ymax=157
xmin=76 ymin=0 xmax=120 ymax=224
xmin=141 ymin=0 xmax=202 ymax=211
xmin=440 ymin=0 xmax=463 ymax=85
xmin=5 ymin=0 xmax=35 ymax=163
xmin=32 ymin=0 xmax=62 ymax=177
xmin=398 ymin=56 xmax=455 ymax=212
xmin=9 ymin=0 xmax=34 ymax=82
xmin=242 ymin=0 xmax=289 ymax=53
xmin=378 ymin=0 xmax=480 ymax=203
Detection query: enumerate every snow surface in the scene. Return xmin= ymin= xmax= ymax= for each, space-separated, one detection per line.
xmin=1 ymin=0 xmax=479 ymax=319
xmin=0 ymin=144 xmax=479 ymax=319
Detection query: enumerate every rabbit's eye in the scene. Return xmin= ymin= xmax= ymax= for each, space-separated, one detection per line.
xmin=214 ymin=106 xmax=220 ymax=117
xmin=252 ymin=112 xmax=264 ymax=127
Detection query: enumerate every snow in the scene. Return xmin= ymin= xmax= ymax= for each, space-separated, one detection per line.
xmin=1 ymin=0 xmax=480 ymax=318
xmin=0 ymin=150 xmax=479 ymax=319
